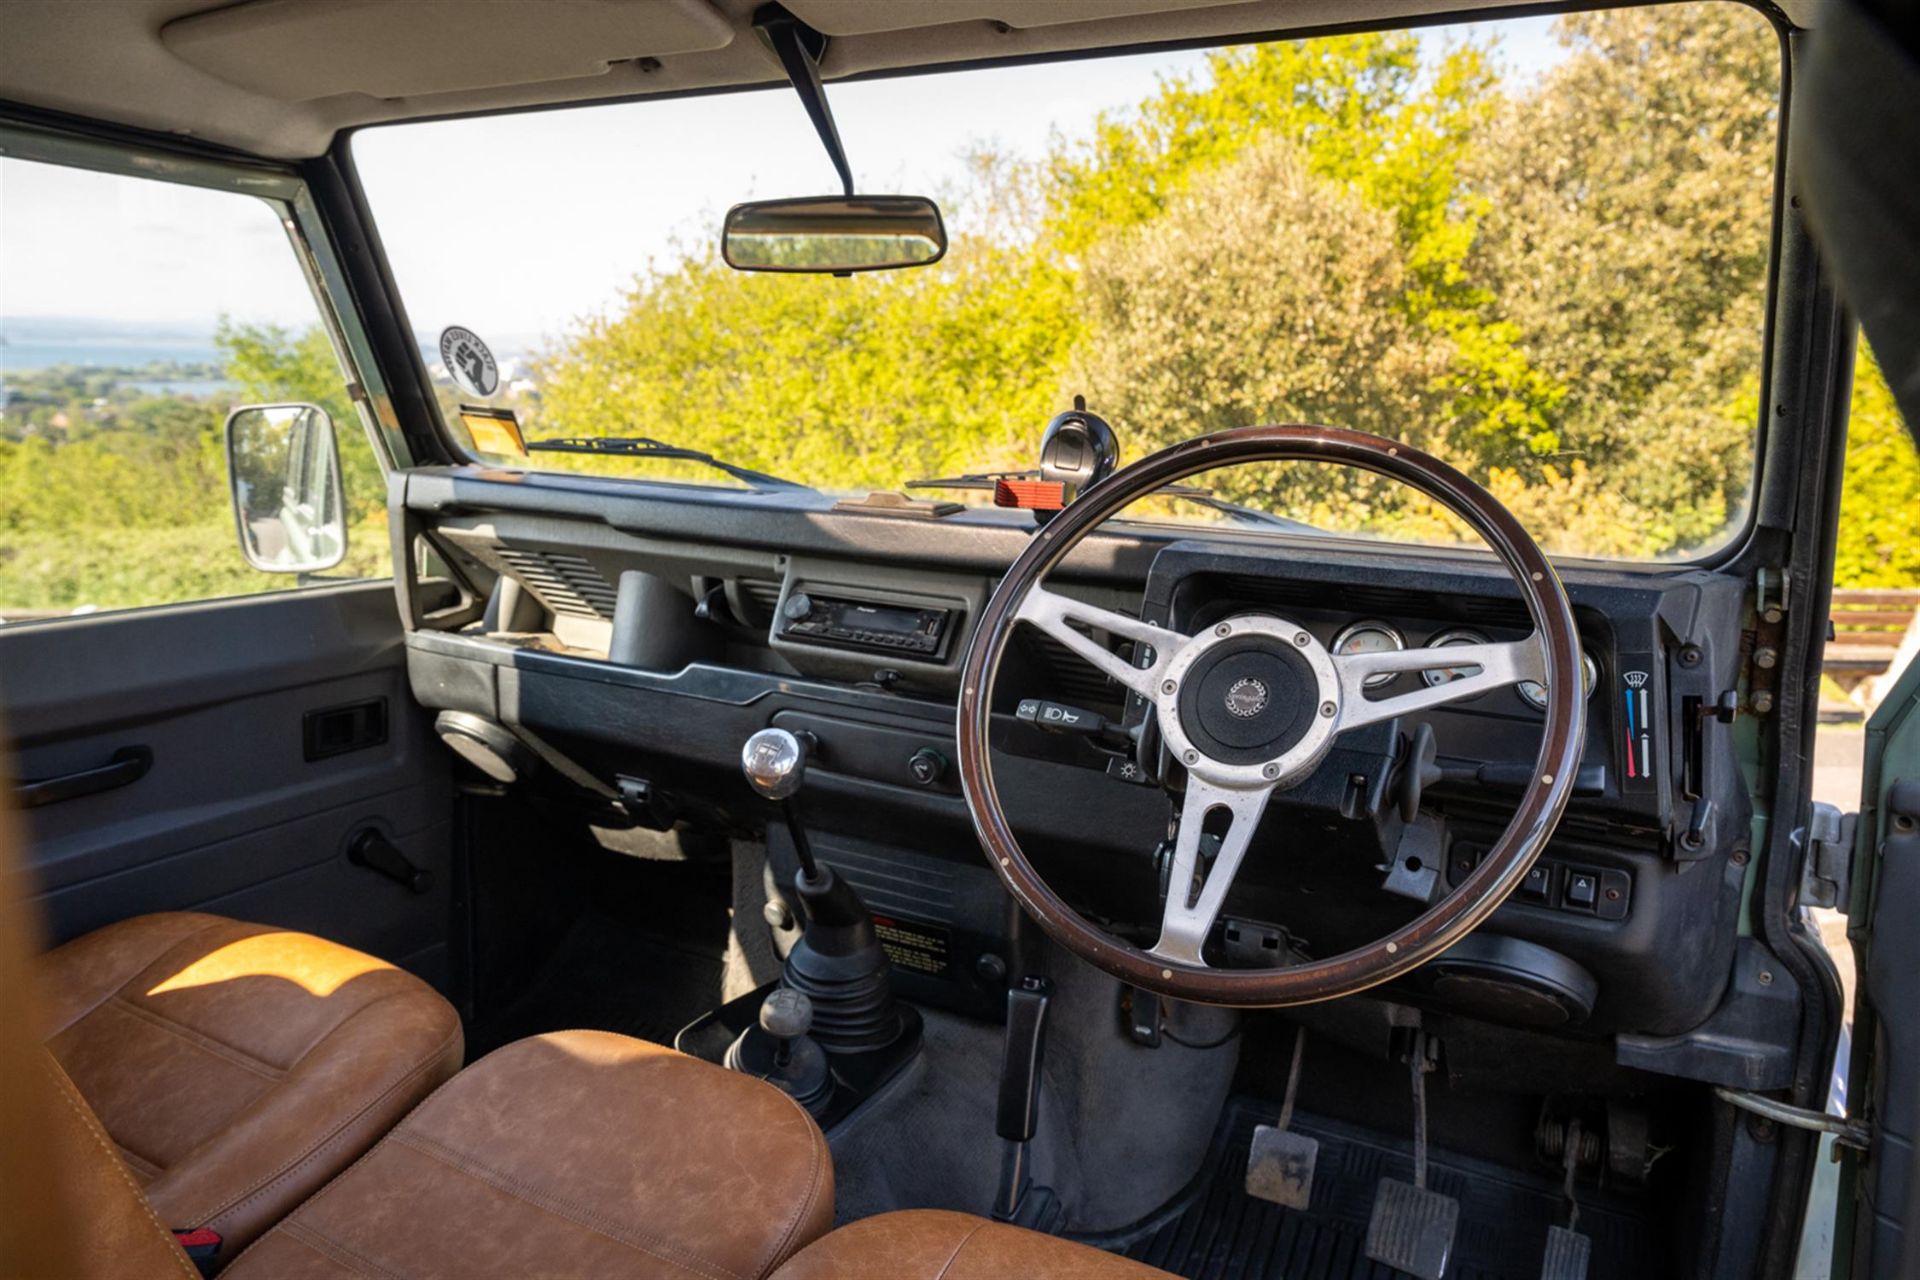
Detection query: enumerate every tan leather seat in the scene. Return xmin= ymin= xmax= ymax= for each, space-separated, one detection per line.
xmin=225 ymin=1029 xmax=834 ymax=1278
xmin=34 ymin=1050 xmax=203 ymax=1279
xmin=771 ymin=1210 xmax=1173 ymax=1279
xmin=38 ymin=912 xmax=463 ymax=1268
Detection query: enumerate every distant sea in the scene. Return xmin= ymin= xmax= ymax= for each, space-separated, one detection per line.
xmin=1 ymin=321 xmax=232 ymax=396
xmin=0 ymin=337 xmax=224 ymax=371
xmin=3 ymin=316 xmax=538 ymax=391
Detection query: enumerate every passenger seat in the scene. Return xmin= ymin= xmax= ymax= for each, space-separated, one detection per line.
xmin=37 ymin=912 xmax=462 ymax=1268
xmin=223 ymin=1029 xmax=834 ymax=1278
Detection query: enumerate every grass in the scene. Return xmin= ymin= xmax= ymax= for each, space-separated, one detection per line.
xmin=0 ymin=516 xmax=391 ymax=617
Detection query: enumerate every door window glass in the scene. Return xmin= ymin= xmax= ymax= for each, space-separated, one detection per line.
xmin=0 ymin=157 xmax=384 ymax=622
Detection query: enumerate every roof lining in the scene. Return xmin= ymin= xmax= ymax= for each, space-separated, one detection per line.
xmin=0 ymin=0 xmax=1814 ymax=160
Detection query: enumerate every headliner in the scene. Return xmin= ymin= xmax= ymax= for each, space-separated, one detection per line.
xmin=0 ymin=0 xmax=1813 ymax=161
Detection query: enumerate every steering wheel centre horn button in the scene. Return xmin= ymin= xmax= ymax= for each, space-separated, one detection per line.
xmin=1158 ymin=617 xmax=1342 ymax=788
xmin=1225 ymin=678 xmax=1268 ymax=718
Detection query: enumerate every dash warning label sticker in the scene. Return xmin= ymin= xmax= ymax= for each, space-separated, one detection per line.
xmin=872 ymin=915 xmax=951 ymax=977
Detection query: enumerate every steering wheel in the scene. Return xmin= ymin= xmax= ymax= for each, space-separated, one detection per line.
xmin=956 ymin=424 xmax=1586 ymax=1006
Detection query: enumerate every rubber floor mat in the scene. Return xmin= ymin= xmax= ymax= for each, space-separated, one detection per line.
xmin=1082 ymin=1097 xmax=1667 ymax=1280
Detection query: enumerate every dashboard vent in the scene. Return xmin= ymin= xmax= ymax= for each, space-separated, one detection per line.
xmin=736 ymin=579 xmax=784 ymax=625
xmin=496 ymin=548 xmax=619 ymax=619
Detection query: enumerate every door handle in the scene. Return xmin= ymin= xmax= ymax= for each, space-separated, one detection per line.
xmin=15 ymin=746 xmax=153 ymax=808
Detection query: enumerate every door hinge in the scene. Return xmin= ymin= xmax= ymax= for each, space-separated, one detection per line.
xmin=1756 ymin=567 xmax=1789 ymax=625
xmin=1746 ymin=567 xmax=1791 ymax=717
xmin=1796 ymin=801 xmax=1855 ymax=911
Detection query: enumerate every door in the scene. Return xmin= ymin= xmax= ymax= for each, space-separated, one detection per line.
xmin=1843 ymin=653 xmax=1920 ymax=1277
xmin=0 ymin=124 xmax=455 ymax=987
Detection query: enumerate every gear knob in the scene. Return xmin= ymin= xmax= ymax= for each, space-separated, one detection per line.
xmin=759 ymin=987 xmax=815 ymax=1041
xmin=743 ymin=728 xmax=809 ymax=800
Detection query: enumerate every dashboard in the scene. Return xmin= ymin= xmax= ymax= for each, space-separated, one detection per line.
xmin=400 ymin=468 xmax=1755 ymax=1041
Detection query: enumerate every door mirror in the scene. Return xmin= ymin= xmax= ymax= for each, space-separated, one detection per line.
xmin=722 ymin=195 xmax=946 ymax=273
xmin=225 ymin=403 xmax=347 ymax=573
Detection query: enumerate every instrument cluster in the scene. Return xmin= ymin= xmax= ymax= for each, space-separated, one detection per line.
xmin=1328 ymin=618 xmax=1598 ymax=711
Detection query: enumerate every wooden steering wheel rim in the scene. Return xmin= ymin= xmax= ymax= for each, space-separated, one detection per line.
xmin=955 ymin=423 xmax=1586 ymax=1007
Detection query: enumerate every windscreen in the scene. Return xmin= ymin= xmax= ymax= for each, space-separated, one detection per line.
xmin=352 ymin=2 xmax=1782 ymax=561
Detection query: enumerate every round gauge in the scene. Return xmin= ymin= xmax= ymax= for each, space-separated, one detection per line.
xmin=1330 ymin=620 xmax=1406 ymax=688
xmin=1517 ymin=652 xmax=1598 ymax=710
xmin=1420 ymin=628 xmax=1490 ymax=687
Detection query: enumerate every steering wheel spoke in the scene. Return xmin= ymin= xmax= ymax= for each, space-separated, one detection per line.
xmin=1333 ymin=636 xmax=1546 ymax=732
xmin=1013 ymin=585 xmax=1189 ymax=698
xmin=1148 ymin=776 xmax=1274 ymax=969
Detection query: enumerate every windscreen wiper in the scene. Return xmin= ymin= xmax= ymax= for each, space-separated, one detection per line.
xmin=905 ymin=471 xmax=1321 ymax=534
xmin=1169 ymin=491 xmax=1324 ymax=535
xmin=527 ymin=436 xmax=808 ymax=490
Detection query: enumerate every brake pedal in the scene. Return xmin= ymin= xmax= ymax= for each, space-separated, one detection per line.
xmin=1366 ymin=1031 xmax=1459 ymax=1280
xmin=1539 ymin=1119 xmax=1593 ymax=1280
xmin=1246 ymin=1025 xmax=1318 ymax=1210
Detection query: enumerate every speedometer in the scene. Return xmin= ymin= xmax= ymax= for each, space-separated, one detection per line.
xmin=1420 ymin=628 xmax=1489 ymax=687
xmin=1330 ymin=620 xmax=1405 ymax=688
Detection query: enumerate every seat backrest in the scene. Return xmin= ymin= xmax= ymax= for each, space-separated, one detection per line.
xmin=0 ymin=741 xmax=196 ymax=1279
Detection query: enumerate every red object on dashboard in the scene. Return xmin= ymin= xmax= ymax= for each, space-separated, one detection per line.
xmin=994 ymin=478 xmax=1067 ymax=510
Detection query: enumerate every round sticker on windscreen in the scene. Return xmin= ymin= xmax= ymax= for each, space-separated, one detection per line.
xmin=439 ymin=326 xmax=499 ymax=398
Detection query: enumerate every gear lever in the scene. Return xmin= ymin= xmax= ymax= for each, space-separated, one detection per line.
xmin=743 ymin=728 xmax=821 ymax=876
xmin=742 ymin=729 xmax=905 ymax=1053
xmin=725 ymin=987 xmax=832 ymax=1115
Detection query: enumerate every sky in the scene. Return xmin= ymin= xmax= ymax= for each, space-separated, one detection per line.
xmin=0 ymin=160 xmax=324 ymax=334
xmin=1 ymin=14 xmax=1565 ymax=345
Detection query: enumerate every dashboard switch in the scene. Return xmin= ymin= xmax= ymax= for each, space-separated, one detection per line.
xmin=1015 ymin=699 xmax=1108 ymax=735
xmin=1564 ymin=871 xmax=1599 ymax=909
xmin=907 ymin=747 xmax=947 ymax=787
xmin=1521 ymin=864 xmax=1552 ymax=900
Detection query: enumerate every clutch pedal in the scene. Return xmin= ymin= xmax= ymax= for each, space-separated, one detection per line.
xmin=1245 ymin=1025 xmax=1318 ymax=1211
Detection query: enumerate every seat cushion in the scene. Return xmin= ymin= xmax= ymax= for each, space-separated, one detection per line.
xmin=771 ymin=1211 xmax=1173 ymax=1279
xmin=39 ymin=912 xmax=462 ymax=1266
xmin=225 ymin=1029 xmax=834 ymax=1279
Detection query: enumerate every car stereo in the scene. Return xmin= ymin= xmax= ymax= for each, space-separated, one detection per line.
xmin=776 ymin=590 xmax=954 ymax=658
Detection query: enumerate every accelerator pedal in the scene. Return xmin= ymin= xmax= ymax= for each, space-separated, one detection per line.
xmin=1365 ymin=1030 xmax=1459 ymax=1280
xmin=1245 ymin=1025 xmax=1318 ymax=1211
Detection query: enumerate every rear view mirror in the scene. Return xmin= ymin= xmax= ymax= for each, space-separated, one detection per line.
xmin=225 ymin=403 xmax=347 ymax=573
xmin=722 ymin=195 xmax=946 ymax=274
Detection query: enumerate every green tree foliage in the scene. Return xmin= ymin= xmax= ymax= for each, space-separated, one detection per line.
xmin=1464 ymin=8 xmax=1782 ymax=552
xmin=1047 ymin=31 xmax=1494 ymax=286
xmin=539 ymin=242 xmax=1080 ymax=486
xmin=1837 ymin=347 xmax=1920 ymax=587
xmin=1068 ymin=135 xmax=1458 ymax=528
